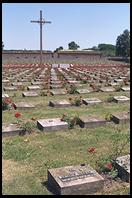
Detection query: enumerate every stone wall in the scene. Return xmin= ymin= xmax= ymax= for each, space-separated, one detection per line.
xmin=2 ymin=51 xmax=104 ymax=64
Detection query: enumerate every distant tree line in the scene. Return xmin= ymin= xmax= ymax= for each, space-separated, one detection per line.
xmin=54 ymin=29 xmax=130 ymax=59
xmin=3 ymin=29 xmax=130 ymax=59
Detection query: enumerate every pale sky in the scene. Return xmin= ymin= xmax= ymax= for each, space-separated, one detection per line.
xmin=2 ymin=3 xmax=130 ymax=51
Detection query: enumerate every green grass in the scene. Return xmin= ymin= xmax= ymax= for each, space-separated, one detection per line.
xmin=2 ymin=89 xmax=130 ymax=195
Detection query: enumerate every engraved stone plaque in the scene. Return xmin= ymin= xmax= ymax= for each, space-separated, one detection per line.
xmin=47 ymin=164 xmax=104 ymax=195
xmin=37 ymin=118 xmax=68 ymax=132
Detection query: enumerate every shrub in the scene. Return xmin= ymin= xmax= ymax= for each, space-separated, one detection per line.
xmin=105 ymin=113 xmax=113 ymax=121
xmin=17 ymin=85 xmax=26 ymax=91
xmin=40 ymin=91 xmax=47 ymax=96
xmin=82 ymin=79 xmax=87 ymax=84
xmin=74 ymin=97 xmax=83 ymax=106
xmin=114 ymin=85 xmax=122 ymax=92
xmin=107 ymin=96 xmax=114 ymax=103
xmin=20 ymin=121 xmax=36 ymax=134
xmin=60 ymin=113 xmax=79 ymax=129
xmin=68 ymin=85 xmax=77 ymax=94
xmin=2 ymin=98 xmax=12 ymax=111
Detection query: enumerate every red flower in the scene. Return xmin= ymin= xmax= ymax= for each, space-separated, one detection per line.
xmin=15 ymin=112 xmax=22 ymax=118
xmin=105 ymin=163 xmax=113 ymax=170
xmin=88 ymin=147 xmax=96 ymax=154
xmin=4 ymin=98 xmax=12 ymax=105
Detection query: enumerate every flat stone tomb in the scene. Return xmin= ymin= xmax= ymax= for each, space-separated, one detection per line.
xmin=17 ymin=79 xmax=28 ymax=82
xmin=99 ymin=79 xmax=106 ymax=83
xmin=12 ymin=82 xmax=23 ymax=86
xmin=27 ymin=85 xmax=41 ymax=91
xmin=111 ymin=112 xmax=130 ymax=124
xmin=76 ymin=89 xmax=91 ymax=94
xmin=2 ymin=79 xmax=10 ymax=83
xmin=115 ymin=155 xmax=130 ymax=182
xmin=22 ymin=91 xmax=39 ymax=97
xmin=50 ymin=89 xmax=67 ymax=95
xmin=2 ymin=123 xmax=24 ymax=137
xmin=113 ymin=96 xmax=130 ymax=103
xmin=50 ymin=80 xmax=62 ymax=84
xmin=99 ymin=87 xmax=115 ymax=92
xmin=2 ymin=93 xmax=9 ymax=98
xmin=79 ymin=115 xmax=106 ymax=128
xmin=121 ymin=87 xmax=130 ymax=92
xmin=49 ymin=100 xmax=71 ymax=107
xmin=50 ymin=84 xmax=62 ymax=89
xmin=3 ymin=86 xmax=17 ymax=91
xmin=68 ymin=80 xmax=80 ymax=84
xmin=108 ymin=82 xmax=120 ymax=86
xmin=47 ymin=164 xmax=104 ymax=195
xmin=14 ymin=102 xmax=35 ymax=109
xmin=37 ymin=118 xmax=68 ymax=132
xmin=114 ymin=79 xmax=124 ymax=83
xmin=82 ymin=98 xmax=102 ymax=105
xmin=31 ymin=81 xmax=44 ymax=85
xmin=34 ymin=78 xmax=44 ymax=82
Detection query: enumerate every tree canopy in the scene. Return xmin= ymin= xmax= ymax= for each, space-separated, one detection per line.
xmin=2 ymin=41 xmax=4 ymax=50
xmin=116 ymin=29 xmax=130 ymax=58
xmin=68 ymin=41 xmax=80 ymax=50
xmin=97 ymin=43 xmax=116 ymax=56
xmin=54 ymin=46 xmax=63 ymax=53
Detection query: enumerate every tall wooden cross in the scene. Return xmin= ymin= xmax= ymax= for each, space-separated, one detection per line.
xmin=30 ymin=10 xmax=51 ymax=67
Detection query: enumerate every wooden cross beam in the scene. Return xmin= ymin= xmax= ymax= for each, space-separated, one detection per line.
xmin=30 ymin=10 xmax=51 ymax=67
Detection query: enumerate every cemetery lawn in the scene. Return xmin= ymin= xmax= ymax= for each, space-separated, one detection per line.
xmin=2 ymin=90 xmax=130 ymax=195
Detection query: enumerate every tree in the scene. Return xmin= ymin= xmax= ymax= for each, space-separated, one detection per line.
xmin=116 ymin=29 xmax=130 ymax=58
xmin=2 ymin=41 xmax=4 ymax=50
xmin=91 ymin=46 xmax=98 ymax=51
xmin=54 ymin=46 xmax=63 ymax=53
xmin=98 ymin=43 xmax=116 ymax=56
xmin=68 ymin=41 xmax=80 ymax=50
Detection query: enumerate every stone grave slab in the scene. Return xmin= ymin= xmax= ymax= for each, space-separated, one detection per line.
xmin=69 ymin=80 xmax=81 ymax=84
xmin=14 ymin=102 xmax=35 ymax=109
xmin=113 ymin=96 xmax=129 ymax=103
xmin=99 ymin=79 xmax=106 ymax=83
xmin=50 ymin=81 xmax=62 ymax=84
xmin=31 ymin=81 xmax=44 ymax=85
xmin=17 ymin=79 xmax=28 ymax=82
xmin=47 ymin=164 xmax=104 ymax=195
xmin=27 ymin=85 xmax=41 ymax=91
xmin=108 ymin=82 xmax=120 ymax=86
xmin=76 ymin=89 xmax=91 ymax=94
xmin=50 ymin=84 xmax=62 ymax=89
xmin=111 ymin=112 xmax=130 ymax=124
xmin=115 ymin=155 xmax=130 ymax=182
xmin=2 ymin=93 xmax=9 ymax=98
xmin=99 ymin=87 xmax=115 ymax=92
xmin=37 ymin=118 xmax=68 ymax=132
xmin=50 ymin=89 xmax=67 ymax=96
xmin=34 ymin=78 xmax=44 ymax=82
xmin=12 ymin=82 xmax=23 ymax=86
xmin=78 ymin=115 xmax=106 ymax=128
xmin=82 ymin=98 xmax=102 ymax=105
xmin=3 ymin=87 xmax=17 ymax=91
xmin=121 ymin=87 xmax=130 ymax=92
xmin=2 ymin=79 xmax=10 ymax=83
xmin=22 ymin=91 xmax=39 ymax=97
xmin=49 ymin=100 xmax=71 ymax=107
xmin=2 ymin=123 xmax=24 ymax=137
xmin=114 ymin=79 xmax=124 ymax=83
